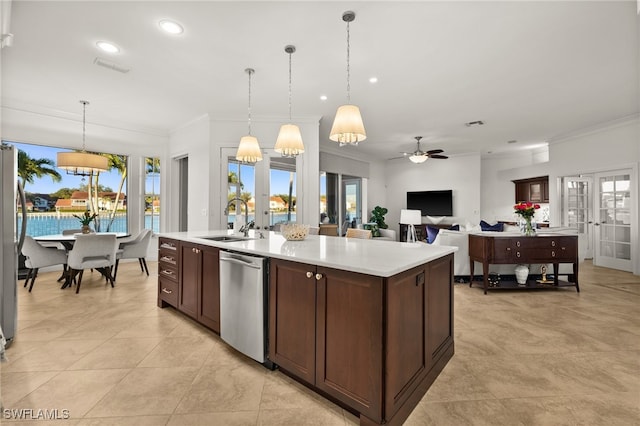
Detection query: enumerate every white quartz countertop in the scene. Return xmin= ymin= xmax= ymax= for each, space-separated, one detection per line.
xmin=158 ymin=230 xmax=457 ymax=278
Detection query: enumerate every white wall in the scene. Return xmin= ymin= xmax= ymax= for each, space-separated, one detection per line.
xmin=384 ymin=153 xmax=482 ymax=235
xmin=166 ymin=114 xmax=320 ymax=233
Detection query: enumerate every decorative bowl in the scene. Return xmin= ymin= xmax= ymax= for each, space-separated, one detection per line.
xmin=280 ymin=224 xmax=309 ymax=241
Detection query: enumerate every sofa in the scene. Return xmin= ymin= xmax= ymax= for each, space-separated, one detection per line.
xmin=430 ymin=227 xmax=584 ymax=280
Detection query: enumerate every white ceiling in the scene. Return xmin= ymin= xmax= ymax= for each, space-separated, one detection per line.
xmin=2 ymin=1 xmax=638 ymax=160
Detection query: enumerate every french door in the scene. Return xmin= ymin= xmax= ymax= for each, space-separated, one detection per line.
xmin=594 ymin=170 xmax=633 ymax=271
xmin=221 ymin=148 xmax=298 ymax=231
xmin=562 ymin=176 xmax=593 ymax=259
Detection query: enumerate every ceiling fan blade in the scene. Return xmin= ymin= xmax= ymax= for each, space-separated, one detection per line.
xmin=428 ymin=154 xmax=449 ymax=159
xmin=388 ymin=155 xmax=406 ymax=160
xmin=426 ymin=149 xmax=444 ymax=155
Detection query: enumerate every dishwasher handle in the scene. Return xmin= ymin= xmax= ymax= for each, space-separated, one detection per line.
xmin=220 ymin=256 xmax=262 ymax=269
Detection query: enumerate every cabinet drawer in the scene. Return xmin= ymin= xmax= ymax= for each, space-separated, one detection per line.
xmin=159 ymin=238 xmax=178 ymax=251
xmin=159 ymin=249 xmax=178 ymax=266
xmin=158 ymin=278 xmax=178 ymax=306
xmin=158 ymin=263 xmax=178 ymax=282
xmin=492 ymin=238 xmax=512 ymax=262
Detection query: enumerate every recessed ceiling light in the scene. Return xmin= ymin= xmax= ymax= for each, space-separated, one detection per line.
xmin=96 ymin=41 xmax=119 ymax=53
xmin=159 ymin=19 xmax=184 ymax=35
xmin=320 ymin=95 xmax=328 ymax=101
xmin=369 ymin=77 xmax=378 ymax=83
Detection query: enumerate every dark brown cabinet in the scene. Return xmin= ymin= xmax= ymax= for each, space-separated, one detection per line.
xmin=513 ymin=176 xmax=549 ymax=203
xmin=468 ymin=233 xmax=579 ymax=294
xmin=158 ymin=238 xmax=220 ymax=333
xmin=269 ymin=254 xmax=454 ymax=426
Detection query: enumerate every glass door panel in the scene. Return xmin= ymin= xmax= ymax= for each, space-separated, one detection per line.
xmin=562 ymin=176 xmax=593 ymax=258
xmin=269 ymin=156 xmax=297 ymax=229
xmin=594 ymin=171 xmax=632 ymax=271
xmin=226 ymin=159 xmax=256 ymax=230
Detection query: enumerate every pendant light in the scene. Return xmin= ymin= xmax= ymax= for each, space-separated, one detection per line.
xmin=56 ymin=100 xmax=109 ymax=176
xmin=274 ymin=45 xmax=305 ymax=157
xmin=329 ymin=11 xmax=366 ymax=146
xmin=236 ymin=68 xmax=263 ymax=164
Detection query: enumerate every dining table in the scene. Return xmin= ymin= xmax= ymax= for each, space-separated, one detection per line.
xmin=34 ymin=232 xmax=130 ymax=288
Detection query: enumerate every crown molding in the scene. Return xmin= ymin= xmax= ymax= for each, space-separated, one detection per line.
xmin=547 ymin=113 xmax=639 ymax=145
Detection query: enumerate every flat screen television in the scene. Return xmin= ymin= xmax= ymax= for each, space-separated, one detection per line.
xmin=406 ymin=190 xmax=453 ymax=216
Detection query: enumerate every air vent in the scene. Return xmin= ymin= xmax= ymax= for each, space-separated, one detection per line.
xmin=465 ymin=120 xmax=485 ymax=127
xmin=94 ymin=57 xmax=130 ymax=74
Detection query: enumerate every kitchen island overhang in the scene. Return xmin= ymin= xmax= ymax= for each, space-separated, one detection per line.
xmin=157 ymin=231 xmax=457 ymax=426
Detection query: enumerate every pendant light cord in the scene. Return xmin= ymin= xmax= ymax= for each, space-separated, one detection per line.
xmin=346 ymin=20 xmax=351 ymax=104
xmin=288 ymin=51 xmax=292 ymax=121
xmin=247 ymin=69 xmax=253 ymax=135
xmin=80 ymin=100 xmax=89 ymax=152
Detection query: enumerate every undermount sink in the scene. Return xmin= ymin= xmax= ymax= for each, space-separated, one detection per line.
xmin=197 ymin=235 xmax=250 ymax=243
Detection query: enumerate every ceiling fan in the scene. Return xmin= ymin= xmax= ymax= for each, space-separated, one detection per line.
xmin=392 ymin=136 xmax=449 ymax=164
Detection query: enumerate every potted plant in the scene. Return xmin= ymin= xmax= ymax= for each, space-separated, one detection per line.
xmin=73 ymin=211 xmax=98 ymax=234
xmin=368 ymin=206 xmax=388 ymax=237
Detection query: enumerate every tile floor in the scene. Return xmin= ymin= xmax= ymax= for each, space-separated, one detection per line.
xmin=1 ymin=260 xmax=638 ymax=425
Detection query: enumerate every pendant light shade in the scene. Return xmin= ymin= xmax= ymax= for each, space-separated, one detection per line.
xmin=236 ymin=68 xmax=263 ymax=163
xmin=330 ymin=11 xmax=366 ymax=146
xmin=409 ymin=154 xmax=428 ymax=164
xmin=56 ymin=100 xmax=109 ymax=176
xmin=275 ymin=45 xmax=305 ymax=158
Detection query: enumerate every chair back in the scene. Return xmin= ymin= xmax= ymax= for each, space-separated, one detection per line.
xmin=120 ymin=229 xmax=153 ymax=258
xmin=67 ymin=234 xmax=118 ymax=270
xmin=62 ymin=228 xmax=84 ymax=235
xmin=21 ymin=236 xmax=68 ymax=269
xmin=345 ymin=228 xmax=372 ymax=239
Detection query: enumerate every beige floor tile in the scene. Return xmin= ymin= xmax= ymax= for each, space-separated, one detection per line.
xmin=407 ymin=399 xmax=519 ymax=426
xmin=257 ymin=407 xmax=346 ymax=426
xmin=111 ymin=316 xmax=182 ymax=339
xmin=84 ymin=367 xmax=199 ymax=417
xmin=175 ymin=363 xmax=266 ymax=413
xmin=2 ymin=339 xmax=105 ymax=372
xmin=76 ymin=415 xmax=171 ymax=425
xmin=260 ymin=371 xmax=342 ymax=412
xmin=167 ymin=411 xmax=258 ymax=426
xmin=68 ymin=338 xmax=162 ymax=370
xmin=10 ymin=369 xmax=130 ymax=419
xmin=422 ymin=356 xmax=497 ymax=402
xmin=0 ymin=371 xmax=58 ymax=406
xmin=137 ymin=336 xmax=215 ymax=368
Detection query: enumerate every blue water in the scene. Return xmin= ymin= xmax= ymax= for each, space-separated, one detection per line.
xmin=18 ymin=212 xmax=295 ymax=236
xmin=18 ymin=213 xmax=159 ymax=237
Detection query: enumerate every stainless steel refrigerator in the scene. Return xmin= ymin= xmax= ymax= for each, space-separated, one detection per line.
xmin=1 ymin=142 xmax=27 ymax=345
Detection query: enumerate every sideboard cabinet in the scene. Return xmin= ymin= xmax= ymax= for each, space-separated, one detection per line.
xmin=468 ymin=233 xmax=579 ymax=294
xmin=513 ymin=176 xmax=549 ymax=203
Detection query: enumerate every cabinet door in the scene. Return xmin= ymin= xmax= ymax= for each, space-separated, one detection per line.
xmin=179 ymin=243 xmax=200 ymax=319
xmin=269 ymin=259 xmax=316 ymax=385
xmin=316 ymin=267 xmax=383 ymax=422
xmin=529 ymin=182 xmax=542 ymax=202
xmin=199 ymin=246 xmax=220 ymax=332
xmin=515 ymin=182 xmax=529 ymax=203
xmin=426 ymin=254 xmax=454 ymax=362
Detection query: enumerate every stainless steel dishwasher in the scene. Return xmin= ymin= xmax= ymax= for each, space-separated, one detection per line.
xmin=219 ymin=250 xmax=272 ymax=368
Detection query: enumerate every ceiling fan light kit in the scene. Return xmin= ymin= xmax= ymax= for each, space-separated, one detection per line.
xmin=400 ymin=136 xmax=449 ymax=164
xmin=329 ymin=11 xmax=367 ymax=146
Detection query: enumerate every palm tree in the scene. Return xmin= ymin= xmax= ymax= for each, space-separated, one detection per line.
xmin=17 ymin=150 xmax=62 ymax=190
xmin=103 ymin=154 xmax=128 ymax=231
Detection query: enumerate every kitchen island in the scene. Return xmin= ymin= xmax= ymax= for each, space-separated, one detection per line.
xmin=157 ymin=230 xmax=457 ymax=426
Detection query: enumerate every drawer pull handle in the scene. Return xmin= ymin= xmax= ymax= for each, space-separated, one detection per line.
xmin=506 ymin=247 xmax=511 ymax=251
xmin=161 ymin=288 xmax=173 ymax=294
xmin=160 ymin=243 xmax=176 ymax=250
xmin=160 ymin=256 xmax=174 ymax=262
xmin=551 ymin=241 xmax=556 ymax=247
xmin=161 ymin=270 xmax=174 ymax=276
xmin=516 ymin=241 xmax=521 ymax=247
xmin=516 ymin=252 xmax=521 ymax=258
xmin=306 ymin=271 xmax=313 ymax=278
xmin=315 ymin=273 xmax=323 ymax=281
xmin=552 ymin=251 xmax=556 ymax=257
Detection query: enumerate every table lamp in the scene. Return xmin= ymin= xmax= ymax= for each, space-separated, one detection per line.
xmin=400 ymin=209 xmax=422 ymax=243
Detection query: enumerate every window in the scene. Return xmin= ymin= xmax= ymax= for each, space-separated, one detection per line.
xmin=145 ymin=157 xmax=160 ymax=234
xmin=11 ymin=141 xmax=128 ymax=236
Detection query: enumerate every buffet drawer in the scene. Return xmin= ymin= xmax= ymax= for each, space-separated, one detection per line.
xmin=158 ymin=277 xmax=178 ymax=306
xmin=159 ymin=237 xmax=178 ymax=252
xmin=158 ymin=263 xmax=178 ymax=282
xmin=159 ymin=249 xmax=178 ymax=267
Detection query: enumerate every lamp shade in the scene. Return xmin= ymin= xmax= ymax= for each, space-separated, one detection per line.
xmin=400 ymin=209 xmax=422 ymax=225
xmin=329 ymin=104 xmax=366 ymax=144
xmin=274 ymin=123 xmax=305 ymax=157
xmin=236 ymin=135 xmax=263 ymax=163
xmin=409 ymin=155 xmax=428 ymax=164
xmin=57 ymin=151 xmax=109 ymax=176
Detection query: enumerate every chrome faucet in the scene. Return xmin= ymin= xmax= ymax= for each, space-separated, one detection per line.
xmin=226 ymin=197 xmax=250 ymax=237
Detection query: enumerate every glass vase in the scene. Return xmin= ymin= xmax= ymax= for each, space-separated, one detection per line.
xmin=519 ymin=217 xmax=536 ymax=237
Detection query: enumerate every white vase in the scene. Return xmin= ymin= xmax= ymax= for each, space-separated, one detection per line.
xmin=514 ymin=264 xmax=529 ymax=286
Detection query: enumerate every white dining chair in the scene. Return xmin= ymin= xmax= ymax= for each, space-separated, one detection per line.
xmin=113 ymin=229 xmax=152 ymax=281
xmin=66 ymin=234 xmax=118 ymax=294
xmin=21 ymin=236 xmax=68 ymax=292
